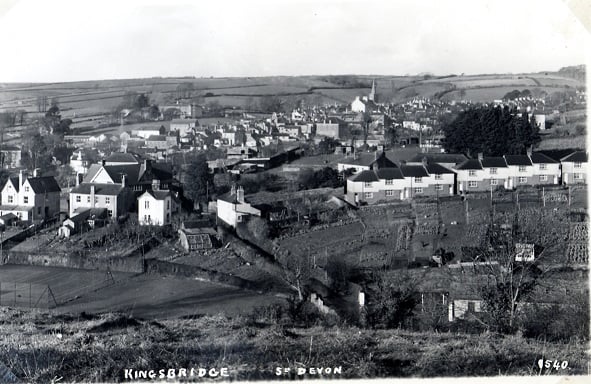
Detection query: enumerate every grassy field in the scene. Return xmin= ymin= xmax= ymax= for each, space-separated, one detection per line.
xmin=0 ymin=307 xmax=587 ymax=382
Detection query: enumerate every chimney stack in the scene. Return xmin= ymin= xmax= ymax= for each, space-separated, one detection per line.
xmin=237 ymin=186 xmax=245 ymax=203
xmin=33 ymin=168 xmax=40 ymax=178
xmin=19 ymin=170 xmax=24 ymax=187
xmin=152 ymin=178 xmax=159 ymax=191
xmin=477 ymin=152 xmax=483 ymax=161
xmin=101 ymin=159 xmax=106 ymax=166
xmin=144 ymin=159 xmax=152 ymax=172
xmin=422 ymin=157 xmax=429 ymax=166
xmin=121 ymin=174 xmax=126 ymax=188
xmin=231 ymin=184 xmax=236 ymax=196
xmin=90 ymin=185 xmax=95 ymax=208
xmin=526 ymin=145 xmax=533 ymax=156
xmin=76 ymin=172 xmax=83 ymax=186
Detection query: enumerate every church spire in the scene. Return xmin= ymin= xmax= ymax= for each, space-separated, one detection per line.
xmin=369 ymin=79 xmax=376 ymax=102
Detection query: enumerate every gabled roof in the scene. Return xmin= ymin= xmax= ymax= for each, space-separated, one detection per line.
xmin=529 ymin=152 xmax=559 ymax=164
xmin=7 ymin=177 xmax=19 ymax=192
xmin=26 ymin=176 xmax=61 ymax=193
xmin=104 ymin=165 xmax=141 ymax=184
xmin=105 ymin=152 xmax=142 ymax=164
xmin=350 ymin=170 xmax=379 ymax=182
xmin=376 ymin=168 xmax=404 ymax=180
xmin=561 ymin=151 xmax=588 ymax=163
xmin=455 ymin=159 xmax=483 ymax=170
xmin=424 ymin=162 xmax=455 ymax=174
xmin=141 ymin=189 xmax=171 ymax=200
xmin=147 ymin=135 xmax=167 ymax=141
xmin=480 ymin=157 xmax=508 ymax=168
xmin=408 ymin=153 xmax=468 ymax=164
xmin=400 ymin=165 xmax=429 ymax=178
xmin=71 ymin=183 xmax=125 ymax=196
xmin=504 ymin=155 xmax=532 ymax=166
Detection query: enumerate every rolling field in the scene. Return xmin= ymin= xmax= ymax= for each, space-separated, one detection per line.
xmin=58 ymin=274 xmax=282 ymax=319
xmin=0 ymin=264 xmax=280 ymax=319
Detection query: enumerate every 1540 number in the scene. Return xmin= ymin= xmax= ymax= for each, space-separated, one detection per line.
xmin=537 ymin=359 xmax=569 ymax=370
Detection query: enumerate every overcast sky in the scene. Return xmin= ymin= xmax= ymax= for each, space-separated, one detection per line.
xmin=0 ymin=0 xmax=589 ymax=82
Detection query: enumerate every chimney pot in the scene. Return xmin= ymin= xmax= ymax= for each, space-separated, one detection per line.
xmin=477 ymin=152 xmax=483 ymax=160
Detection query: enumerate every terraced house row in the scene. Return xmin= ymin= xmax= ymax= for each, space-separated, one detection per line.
xmin=344 ymin=150 xmax=587 ymax=205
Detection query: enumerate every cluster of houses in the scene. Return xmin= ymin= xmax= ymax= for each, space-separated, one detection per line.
xmin=342 ymin=149 xmax=587 ymax=205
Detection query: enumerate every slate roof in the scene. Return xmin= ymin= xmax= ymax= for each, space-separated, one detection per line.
xmin=561 ymin=151 xmax=588 ymax=163
xmin=408 ymin=153 xmax=468 ymax=164
xmin=26 ymin=176 xmax=61 ymax=193
xmin=529 ymin=152 xmax=559 ymax=164
xmin=71 ymin=183 xmax=125 ymax=196
xmin=425 ymin=162 xmax=456 ymax=174
xmin=480 ymin=157 xmax=508 ymax=168
xmin=504 ymin=155 xmax=533 ymax=166
xmin=105 ymin=152 xmax=142 ymax=164
xmin=376 ymin=168 xmax=404 ymax=179
xmin=8 ymin=177 xmax=19 ymax=192
xmin=538 ymin=149 xmax=580 ymax=162
xmin=142 ymin=190 xmax=171 ymax=200
xmin=350 ymin=170 xmax=380 ymax=182
xmin=455 ymin=159 xmax=483 ymax=170
xmin=104 ymin=165 xmax=141 ymax=184
xmin=400 ymin=165 xmax=429 ymax=178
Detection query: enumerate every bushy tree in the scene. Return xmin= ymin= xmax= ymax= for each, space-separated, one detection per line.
xmin=365 ymin=272 xmax=418 ymax=329
xmin=183 ymin=153 xmax=213 ymax=204
xmin=442 ymin=106 xmax=541 ymax=156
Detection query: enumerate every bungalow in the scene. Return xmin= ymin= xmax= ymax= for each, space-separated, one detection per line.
xmin=0 ymin=171 xmax=61 ymax=223
xmin=561 ymin=151 xmax=587 ymax=185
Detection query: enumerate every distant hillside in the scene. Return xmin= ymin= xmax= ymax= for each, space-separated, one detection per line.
xmin=556 ymin=65 xmax=586 ymax=82
xmin=0 ymin=68 xmax=585 ymax=116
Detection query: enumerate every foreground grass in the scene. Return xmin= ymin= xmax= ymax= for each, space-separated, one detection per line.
xmin=0 ymin=307 xmax=587 ymax=382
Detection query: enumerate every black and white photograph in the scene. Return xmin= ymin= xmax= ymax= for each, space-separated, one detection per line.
xmin=0 ymin=0 xmax=589 ymax=382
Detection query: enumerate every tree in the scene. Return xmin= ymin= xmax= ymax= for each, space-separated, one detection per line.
xmin=183 ymin=153 xmax=213 ymax=204
xmin=365 ymin=271 xmax=418 ymax=329
xmin=54 ymin=164 xmax=76 ymax=188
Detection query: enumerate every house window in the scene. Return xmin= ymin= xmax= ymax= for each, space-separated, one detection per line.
xmin=435 ymin=184 xmax=443 ymax=191
xmin=105 ymin=197 xmax=110 ymax=204
xmin=37 ymin=207 xmax=41 ymax=215
xmin=489 ymin=168 xmax=497 ymax=175
xmin=518 ymin=176 xmax=527 ymax=183
xmin=574 ymin=162 xmax=582 ymax=168
xmin=467 ymin=302 xmax=476 ymax=312
xmin=414 ymin=177 xmax=422 ymax=183
xmin=145 ymin=201 xmax=150 ymax=209
xmin=7 ymin=195 xmax=13 ymax=204
xmin=167 ymin=200 xmax=170 ymax=209
xmin=434 ymin=174 xmax=442 ymax=180
xmin=539 ymin=164 xmax=547 ymax=170
xmin=76 ymin=195 xmax=81 ymax=203
xmin=518 ymin=165 xmax=526 ymax=172
xmin=414 ymin=187 xmax=423 ymax=194
xmin=87 ymin=196 xmax=91 ymax=203
xmin=574 ymin=173 xmax=583 ymax=180
xmin=23 ymin=196 xmax=28 ymax=204
xmin=25 ymin=186 xmax=29 ymax=192
xmin=385 ymin=190 xmax=395 ymax=197
xmin=468 ymin=170 xmax=476 ymax=176
xmin=540 ymin=175 xmax=548 ymax=181
xmin=490 ymin=179 xmax=498 ymax=185
xmin=364 ymin=182 xmax=372 ymax=187
xmin=364 ymin=192 xmax=373 ymax=199
xmin=108 ymin=209 xmax=113 ymax=217
xmin=468 ymin=181 xmax=478 ymax=188
xmin=95 ymin=197 xmax=99 ymax=204
xmin=385 ymin=179 xmax=393 ymax=185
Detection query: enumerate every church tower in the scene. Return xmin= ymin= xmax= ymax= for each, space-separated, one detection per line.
xmin=369 ymin=79 xmax=377 ymax=102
